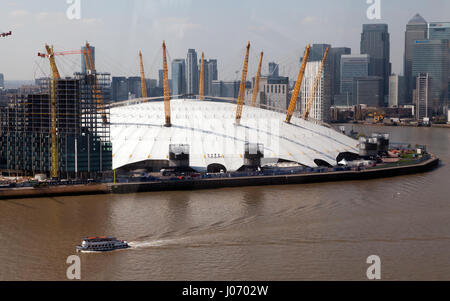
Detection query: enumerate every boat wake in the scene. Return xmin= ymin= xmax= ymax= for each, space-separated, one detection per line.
xmin=128 ymin=238 xmax=182 ymax=249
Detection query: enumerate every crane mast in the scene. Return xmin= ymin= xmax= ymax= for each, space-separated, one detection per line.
xmin=303 ymin=47 xmax=329 ymax=120
xmin=199 ymin=52 xmax=205 ymax=100
xmin=139 ymin=50 xmax=148 ymax=101
xmin=285 ymin=44 xmax=310 ymax=124
xmin=251 ymin=51 xmax=264 ymax=107
xmin=162 ymin=41 xmax=171 ymax=127
xmin=235 ymin=42 xmax=251 ymax=125
xmin=45 ymin=45 xmax=60 ymax=179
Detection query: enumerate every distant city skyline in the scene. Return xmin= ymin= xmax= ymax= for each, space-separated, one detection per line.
xmin=1 ymin=0 xmax=450 ymax=80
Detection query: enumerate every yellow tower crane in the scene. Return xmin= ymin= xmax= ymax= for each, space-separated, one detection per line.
xmin=84 ymin=42 xmax=108 ymax=124
xmin=139 ymin=50 xmax=148 ymax=101
xmin=251 ymin=51 xmax=264 ymax=107
xmin=285 ymin=44 xmax=311 ymax=124
xmin=235 ymin=42 xmax=251 ymax=125
xmin=303 ymin=47 xmax=329 ymax=120
xmin=45 ymin=44 xmax=60 ymax=179
xmin=162 ymin=41 xmax=171 ymax=127
xmin=199 ymin=52 xmax=205 ymax=100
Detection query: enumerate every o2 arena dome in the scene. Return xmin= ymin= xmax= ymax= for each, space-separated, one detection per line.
xmin=109 ymin=98 xmax=359 ymax=173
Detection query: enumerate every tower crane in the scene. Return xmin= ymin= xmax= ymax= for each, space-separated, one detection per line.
xmin=235 ymin=41 xmax=251 ymax=125
xmin=162 ymin=41 xmax=171 ymax=127
xmin=303 ymin=47 xmax=329 ymax=120
xmin=251 ymin=51 xmax=264 ymax=107
xmin=285 ymin=44 xmax=310 ymax=124
xmin=139 ymin=50 xmax=148 ymax=101
xmin=39 ymin=43 xmax=109 ymax=124
xmin=44 ymin=44 xmax=60 ymax=179
xmin=84 ymin=42 xmax=108 ymax=124
xmin=199 ymin=52 xmax=205 ymax=100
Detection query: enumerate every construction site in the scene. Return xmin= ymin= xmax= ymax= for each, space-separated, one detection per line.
xmin=0 ymin=43 xmax=112 ymax=179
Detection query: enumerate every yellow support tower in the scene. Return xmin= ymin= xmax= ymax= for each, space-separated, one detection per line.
xmin=139 ymin=50 xmax=148 ymax=101
xmin=199 ymin=52 xmax=205 ymax=100
xmin=251 ymin=51 xmax=264 ymax=106
xmin=45 ymin=45 xmax=60 ymax=179
xmin=285 ymin=44 xmax=311 ymax=124
xmin=162 ymin=41 xmax=171 ymax=127
xmin=303 ymin=47 xmax=329 ymax=120
xmin=235 ymin=42 xmax=251 ymax=125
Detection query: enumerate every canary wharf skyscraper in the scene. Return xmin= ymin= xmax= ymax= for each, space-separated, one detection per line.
xmin=361 ymin=24 xmax=391 ymax=105
xmin=186 ymin=49 xmax=199 ymax=96
xmin=404 ymin=14 xmax=428 ymax=103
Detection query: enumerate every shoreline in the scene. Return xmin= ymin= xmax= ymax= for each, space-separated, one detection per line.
xmin=0 ymin=155 xmax=440 ymax=200
xmin=334 ymin=122 xmax=450 ymax=128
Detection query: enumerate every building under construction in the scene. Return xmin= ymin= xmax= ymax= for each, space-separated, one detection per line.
xmin=0 ymin=74 xmax=112 ymax=179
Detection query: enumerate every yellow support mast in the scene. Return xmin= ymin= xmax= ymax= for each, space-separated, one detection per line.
xmin=199 ymin=52 xmax=205 ymax=100
xmin=45 ymin=44 xmax=60 ymax=179
xmin=162 ymin=41 xmax=171 ymax=127
xmin=303 ymin=47 xmax=329 ymax=120
xmin=139 ymin=50 xmax=148 ymax=101
xmin=285 ymin=44 xmax=310 ymax=124
xmin=235 ymin=42 xmax=251 ymax=125
xmin=251 ymin=51 xmax=263 ymax=106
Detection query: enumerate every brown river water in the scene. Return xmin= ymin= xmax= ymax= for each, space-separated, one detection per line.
xmin=0 ymin=125 xmax=449 ymax=280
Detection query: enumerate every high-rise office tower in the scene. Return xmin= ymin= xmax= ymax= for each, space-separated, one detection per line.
xmin=158 ymin=69 xmax=164 ymax=89
xmin=429 ymin=22 xmax=450 ymax=100
xmin=111 ymin=77 xmax=129 ymax=101
xmin=339 ymin=54 xmax=370 ymax=105
xmin=329 ymin=47 xmax=351 ymax=103
xmin=308 ymin=44 xmax=331 ymax=61
xmin=353 ymin=76 xmax=384 ymax=107
xmin=389 ymin=74 xmax=407 ymax=107
xmin=81 ymin=45 xmax=95 ymax=74
xmin=404 ymin=14 xmax=428 ymax=103
xmin=0 ymin=73 xmax=4 ymax=89
xmin=205 ymin=59 xmax=218 ymax=96
xmin=127 ymin=76 xmax=141 ymax=99
xmin=172 ymin=59 xmax=186 ymax=97
xmin=268 ymin=62 xmax=279 ymax=77
xmin=186 ymin=49 xmax=199 ymax=96
xmin=412 ymin=39 xmax=449 ymax=113
xmin=361 ymin=24 xmax=391 ymax=103
xmin=415 ymin=73 xmax=432 ymax=120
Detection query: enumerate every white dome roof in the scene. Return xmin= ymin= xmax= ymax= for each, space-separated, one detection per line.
xmin=110 ymin=99 xmax=359 ymax=171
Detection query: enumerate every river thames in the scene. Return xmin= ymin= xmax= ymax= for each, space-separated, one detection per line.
xmin=0 ymin=125 xmax=449 ymax=280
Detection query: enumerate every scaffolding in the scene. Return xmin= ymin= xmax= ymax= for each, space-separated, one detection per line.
xmin=0 ymin=75 xmax=112 ymax=179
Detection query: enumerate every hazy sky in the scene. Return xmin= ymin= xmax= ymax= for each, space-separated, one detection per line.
xmin=1 ymin=0 xmax=449 ymax=81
